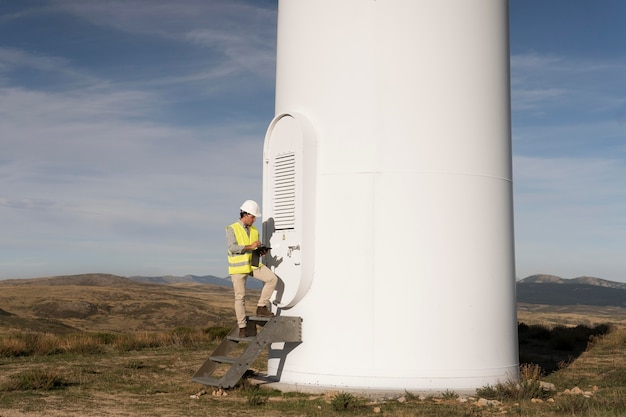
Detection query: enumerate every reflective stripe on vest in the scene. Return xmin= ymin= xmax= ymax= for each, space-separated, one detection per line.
xmin=227 ymin=222 xmax=261 ymax=274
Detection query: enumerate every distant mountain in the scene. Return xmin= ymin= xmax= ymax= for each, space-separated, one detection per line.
xmin=519 ymin=274 xmax=626 ymax=290
xmin=517 ymin=274 xmax=626 ymax=307
xmin=129 ymin=274 xmax=227 ymax=285
xmin=0 ymin=273 xmax=135 ymax=287
xmin=1 ymin=273 xmax=262 ymax=289
xmin=128 ymin=274 xmax=263 ymax=289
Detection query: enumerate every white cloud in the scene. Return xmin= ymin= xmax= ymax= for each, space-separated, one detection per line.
xmin=0 ymin=47 xmax=66 ymax=72
xmin=4 ymin=4 xmax=622 ymax=284
xmin=513 ymin=155 xmax=626 ymax=280
xmin=0 ymin=75 xmax=266 ymax=280
xmin=49 ymin=0 xmax=277 ymax=80
xmin=511 ymin=53 xmax=626 ymax=75
xmin=514 ymin=155 xmax=624 ymax=205
xmin=0 ymin=1 xmax=274 ymax=279
xmin=511 ymin=88 xmax=567 ymax=112
xmin=51 ymin=0 xmax=273 ymax=36
xmin=511 ymin=53 xmax=626 ymax=116
xmin=186 ymin=28 xmax=275 ymax=76
xmin=0 ymin=47 xmax=100 ymax=88
xmin=510 ymin=52 xmax=626 ymax=282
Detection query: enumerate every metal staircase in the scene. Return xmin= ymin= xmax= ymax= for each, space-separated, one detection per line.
xmin=192 ymin=315 xmax=302 ymax=389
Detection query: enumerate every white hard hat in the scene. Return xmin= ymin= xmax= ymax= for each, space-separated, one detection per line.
xmin=240 ymin=200 xmax=262 ymax=217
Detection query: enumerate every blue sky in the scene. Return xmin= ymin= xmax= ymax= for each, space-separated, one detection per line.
xmin=1 ymin=1 xmax=625 ymax=282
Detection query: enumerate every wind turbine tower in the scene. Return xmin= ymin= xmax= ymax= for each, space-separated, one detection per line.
xmin=262 ymin=0 xmax=518 ymax=392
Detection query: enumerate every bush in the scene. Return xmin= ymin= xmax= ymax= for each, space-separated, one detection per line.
xmin=476 ymin=364 xmax=551 ymax=401
xmin=442 ymin=389 xmax=459 ymax=400
xmin=1 ymin=369 xmax=69 ymax=391
xmin=0 ymin=336 xmax=32 ymax=357
xmin=92 ymin=332 xmax=119 ymax=345
xmin=330 ymin=392 xmax=362 ymax=412
xmin=204 ymin=326 xmax=230 ymax=341
xmin=553 ymin=394 xmax=590 ymax=414
xmin=519 ymin=363 xmax=542 ymax=381
xmin=114 ymin=332 xmax=162 ymax=351
xmin=60 ymin=334 xmax=106 ymax=355
xmin=170 ymin=326 xmax=200 ymax=347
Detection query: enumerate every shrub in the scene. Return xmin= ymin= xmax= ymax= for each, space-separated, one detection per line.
xmin=0 ymin=336 xmax=32 ymax=357
xmin=476 ymin=363 xmax=551 ymax=401
xmin=170 ymin=326 xmax=198 ymax=347
xmin=404 ymin=389 xmax=418 ymax=400
xmin=92 ymin=332 xmax=119 ymax=345
xmin=475 ymin=384 xmax=498 ymax=399
xmin=527 ymin=324 xmax=552 ymax=341
xmin=442 ymin=389 xmax=459 ymax=400
xmin=553 ymin=394 xmax=590 ymax=414
xmin=2 ymin=369 xmax=69 ymax=391
xmin=330 ymin=392 xmax=362 ymax=412
xmin=60 ymin=334 xmax=106 ymax=355
xmin=114 ymin=332 xmax=162 ymax=351
xmin=519 ymin=363 xmax=542 ymax=381
xmin=204 ymin=326 xmax=230 ymax=341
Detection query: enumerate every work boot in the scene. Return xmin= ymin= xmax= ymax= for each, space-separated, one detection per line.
xmin=255 ymin=306 xmax=274 ymax=317
xmin=239 ymin=327 xmax=247 ymax=338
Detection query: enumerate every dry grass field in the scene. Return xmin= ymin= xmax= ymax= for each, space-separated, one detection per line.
xmin=0 ymin=274 xmax=236 ymax=334
xmin=517 ymin=302 xmax=626 ymax=328
xmin=1 ymin=274 xmax=625 ymax=417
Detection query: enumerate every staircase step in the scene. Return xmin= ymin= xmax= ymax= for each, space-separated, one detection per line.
xmin=210 ymin=355 xmax=237 ymax=364
xmin=193 ymin=316 xmax=303 ymax=389
xmin=249 ymin=315 xmax=273 ymax=322
xmin=191 ymin=376 xmax=221 ymax=386
xmin=226 ymin=335 xmax=255 ymax=342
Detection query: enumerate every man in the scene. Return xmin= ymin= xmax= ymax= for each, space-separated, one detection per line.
xmin=226 ymin=199 xmax=278 ymax=338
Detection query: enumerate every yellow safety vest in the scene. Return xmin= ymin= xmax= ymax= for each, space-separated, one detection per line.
xmin=227 ymin=222 xmax=261 ymax=274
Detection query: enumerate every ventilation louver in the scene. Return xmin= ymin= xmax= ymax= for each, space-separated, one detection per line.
xmin=273 ymin=152 xmax=295 ymax=230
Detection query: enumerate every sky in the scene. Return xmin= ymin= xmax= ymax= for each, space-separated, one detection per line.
xmin=1 ymin=0 xmax=625 ymax=283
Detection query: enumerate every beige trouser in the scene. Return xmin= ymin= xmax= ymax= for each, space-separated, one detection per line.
xmin=232 ymin=265 xmax=278 ymax=328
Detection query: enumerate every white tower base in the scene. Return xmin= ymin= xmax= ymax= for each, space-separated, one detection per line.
xmin=262 ymin=0 xmax=518 ymax=392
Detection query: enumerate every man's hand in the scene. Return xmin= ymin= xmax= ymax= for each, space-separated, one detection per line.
xmin=245 ymin=240 xmax=262 ymax=252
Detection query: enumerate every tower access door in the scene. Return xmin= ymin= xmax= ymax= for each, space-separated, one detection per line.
xmin=262 ymin=113 xmax=317 ymax=309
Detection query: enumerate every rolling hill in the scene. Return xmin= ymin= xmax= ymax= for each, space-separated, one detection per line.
xmin=0 ymin=273 xmax=250 ymax=335
xmin=1 ymin=272 xmax=625 ymax=336
xmin=518 ymin=274 xmax=626 ymax=290
xmin=517 ymin=274 xmax=626 ymax=307
xmin=128 ymin=274 xmax=263 ymax=288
